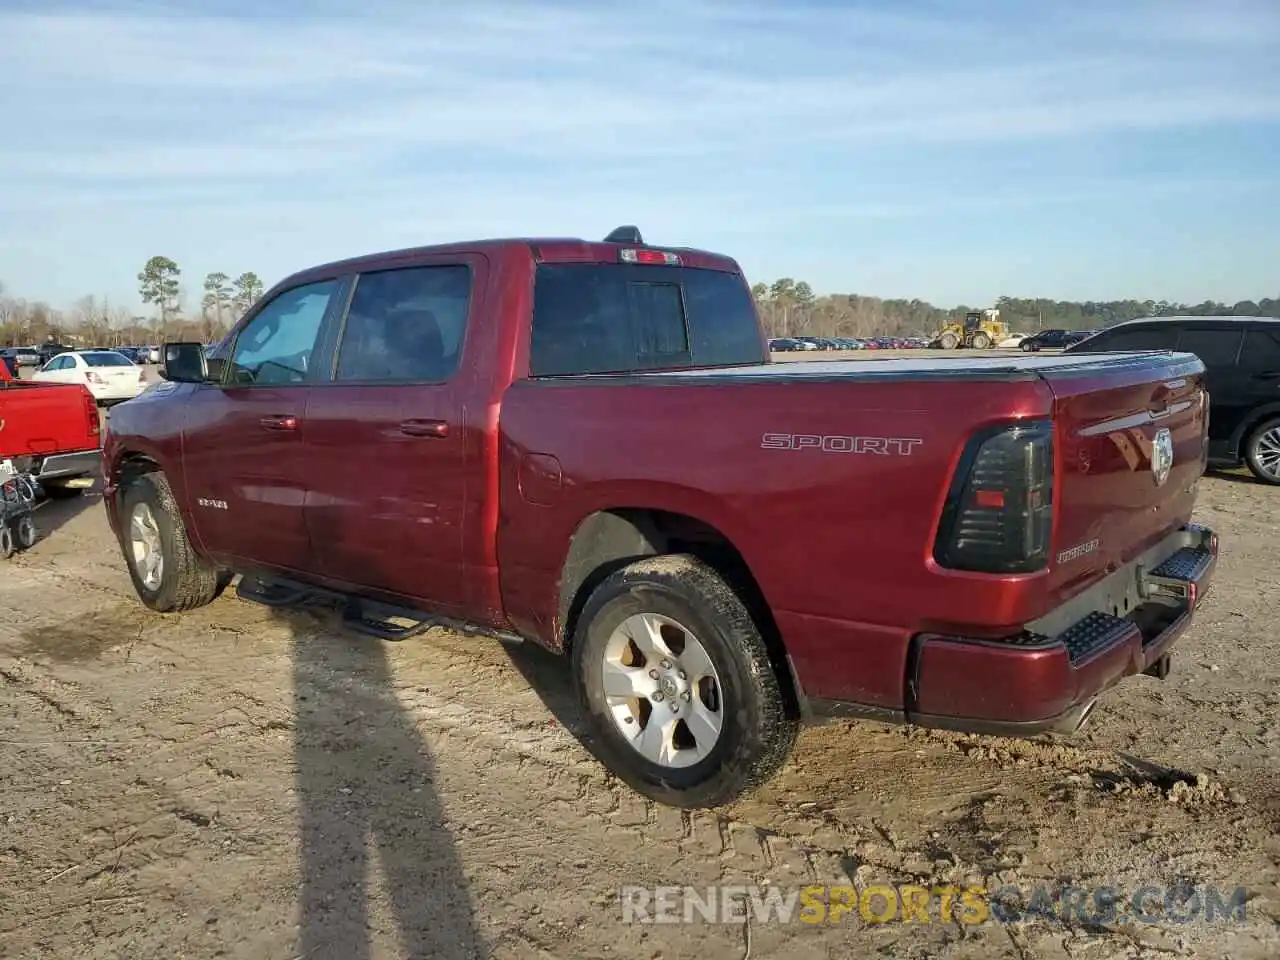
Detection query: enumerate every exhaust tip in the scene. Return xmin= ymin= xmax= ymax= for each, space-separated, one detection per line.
xmin=1074 ymin=699 xmax=1097 ymax=732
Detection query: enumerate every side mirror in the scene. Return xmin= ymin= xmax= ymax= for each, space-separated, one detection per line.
xmin=160 ymin=342 xmax=214 ymax=383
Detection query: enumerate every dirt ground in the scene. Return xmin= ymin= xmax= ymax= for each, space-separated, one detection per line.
xmin=3 ymin=443 xmax=1279 ymax=958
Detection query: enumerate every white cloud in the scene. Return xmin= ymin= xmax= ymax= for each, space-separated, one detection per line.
xmin=0 ymin=0 xmax=1277 ymax=306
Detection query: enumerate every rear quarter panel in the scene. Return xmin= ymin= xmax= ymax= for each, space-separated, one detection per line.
xmin=497 ymin=374 xmax=1055 ymax=707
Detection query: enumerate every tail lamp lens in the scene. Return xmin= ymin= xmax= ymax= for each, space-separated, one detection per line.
xmin=934 ymin=420 xmax=1054 ymax=574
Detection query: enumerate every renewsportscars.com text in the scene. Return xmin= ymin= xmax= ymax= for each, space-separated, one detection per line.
xmin=619 ymin=883 xmax=1248 ymax=926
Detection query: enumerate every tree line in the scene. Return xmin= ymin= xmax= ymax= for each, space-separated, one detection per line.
xmin=4 ymin=263 xmax=1276 ymax=347
xmin=751 ymin=279 xmax=1280 ymax=340
xmin=0 ymin=256 xmax=264 ymax=347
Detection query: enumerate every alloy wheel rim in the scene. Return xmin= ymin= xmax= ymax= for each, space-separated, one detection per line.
xmin=1256 ymin=427 xmax=1280 ymax=479
xmin=129 ymin=502 xmax=164 ymax=590
xmin=600 ymin=612 xmax=725 ymax=769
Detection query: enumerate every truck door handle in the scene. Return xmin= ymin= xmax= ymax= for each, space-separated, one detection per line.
xmin=1253 ymin=370 xmax=1280 ymax=380
xmin=260 ymin=414 xmax=299 ymax=431
xmin=400 ymin=418 xmax=449 ymax=438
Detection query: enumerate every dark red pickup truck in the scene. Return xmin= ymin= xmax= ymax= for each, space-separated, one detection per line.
xmin=101 ymin=227 xmax=1218 ymax=807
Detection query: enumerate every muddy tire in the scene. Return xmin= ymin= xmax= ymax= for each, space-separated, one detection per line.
xmin=971 ymin=332 xmax=991 ymax=349
xmin=119 ymin=471 xmax=222 ymax=612
xmin=1243 ymin=417 xmax=1280 ymax=485
xmin=570 ymin=554 xmax=798 ymax=808
xmin=938 ymin=332 xmax=959 ymax=350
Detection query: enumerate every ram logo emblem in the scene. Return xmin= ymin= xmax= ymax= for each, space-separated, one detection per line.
xmin=1150 ymin=428 xmax=1173 ymax=488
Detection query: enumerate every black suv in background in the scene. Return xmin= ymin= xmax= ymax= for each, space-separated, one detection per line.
xmin=1020 ymin=328 xmax=1093 ymax=351
xmin=1066 ymin=316 xmax=1280 ymax=484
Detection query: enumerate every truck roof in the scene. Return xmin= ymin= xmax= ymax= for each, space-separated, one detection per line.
xmin=284 ymin=230 xmax=743 ymax=290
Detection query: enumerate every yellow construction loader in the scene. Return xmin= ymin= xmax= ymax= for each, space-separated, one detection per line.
xmin=931 ymin=308 xmax=1008 ymax=349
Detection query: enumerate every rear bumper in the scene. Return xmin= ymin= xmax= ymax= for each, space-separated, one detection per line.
xmin=810 ymin=523 xmax=1217 ymax=736
xmin=33 ymin=449 xmax=103 ymax=482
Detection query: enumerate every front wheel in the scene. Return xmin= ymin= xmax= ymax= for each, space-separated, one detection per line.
xmin=970 ymin=332 xmax=991 ymax=349
xmin=1244 ymin=418 xmax=1280 ymax=485
xmin=570 ymin=554 xmax=798 ymax=808
xmin=1021 ymin=341 xmax=1037 ymax=352
xmin=119 ymin=471 xmax=223 ymax=611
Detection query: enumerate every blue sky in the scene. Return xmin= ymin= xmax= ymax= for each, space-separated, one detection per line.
xmin=1 ymin=0 xmax=1278 ymax=313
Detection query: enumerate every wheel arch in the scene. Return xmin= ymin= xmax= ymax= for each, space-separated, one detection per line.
xmin=1228 ymin=403 xmax=1280 ymax=462
xmin=555 ymin=507 xmax=798 ymax=717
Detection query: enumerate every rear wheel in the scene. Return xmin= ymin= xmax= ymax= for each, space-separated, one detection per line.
xmin=1244 ymin=418 xmax=1280 ymax=485
xmin=570 ymin=554 xmax=798 ymax=808
xmin=119 ymin=471 xmax=222 ymax=611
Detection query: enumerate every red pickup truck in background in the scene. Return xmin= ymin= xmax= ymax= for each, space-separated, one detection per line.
xmin=0 ymin=354 xmax=103 ymax=496
xmin=100 ymin=227 xmax=1218 ymax=808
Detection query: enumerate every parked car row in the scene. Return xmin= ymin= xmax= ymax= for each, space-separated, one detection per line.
xmin=31 ymin=348 xmax=149 ymax=405
xmin=770 ymin=336 xmax=930 ymax=351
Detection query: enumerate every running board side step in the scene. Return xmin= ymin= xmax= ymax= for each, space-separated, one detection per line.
xmin=236 ymin=575 xmax=308 ymax=607
xmin=231 ymin=572 xmax=526 ymax=645
xmin=342 ymin=597 xmax=431 ymax=642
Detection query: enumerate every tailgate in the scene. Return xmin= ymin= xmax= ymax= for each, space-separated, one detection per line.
xmin=0 ymin=382 xmax=100 ymax=456
xmin=1040 ymin=351 xmax=1207 ymax=598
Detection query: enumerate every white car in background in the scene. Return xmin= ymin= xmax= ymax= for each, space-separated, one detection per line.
xmin=33 ymin=350 xmax=148 ymax=405
xmin=998 ymin=333 xmax=1029 ymax=348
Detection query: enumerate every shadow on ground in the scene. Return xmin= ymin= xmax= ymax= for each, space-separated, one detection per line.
xmin=503 ymin=639 xmax=591 ymax=741
xmin=274 ymin=596 xmax=486 ymax=959
xmin=30 ymin=484 xmax=101 ymax=544
xmin=1205 ymin=466 xmax=1268 ymax=486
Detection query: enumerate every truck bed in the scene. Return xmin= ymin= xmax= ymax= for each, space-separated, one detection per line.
xmin=592 ymin=350 xmax=1194 ymax=383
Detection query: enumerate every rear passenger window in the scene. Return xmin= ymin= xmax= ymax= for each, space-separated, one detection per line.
xmin=1239 ymin=329 xmax=1280 ymax=373
xmin=336 ymin=265 xmax=471 ymax=382
xmin=1176 ymin=329 xmax=1243 ymax=367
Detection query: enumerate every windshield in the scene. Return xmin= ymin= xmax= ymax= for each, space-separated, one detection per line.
xmin=81 ymin=351 xmax=134 ymax=367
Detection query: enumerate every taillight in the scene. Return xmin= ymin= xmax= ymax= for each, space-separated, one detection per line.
xmin=138 ymin=370 xmax=146 ymax=383
xmin=934 ymin=420 xmax=1054 ymax=574
xmin=84 ymin=389 xmax=100 ymax=435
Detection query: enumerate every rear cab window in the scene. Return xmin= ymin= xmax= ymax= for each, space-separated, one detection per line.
xmin=529 ymin=263 xmax=764 ymax=376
